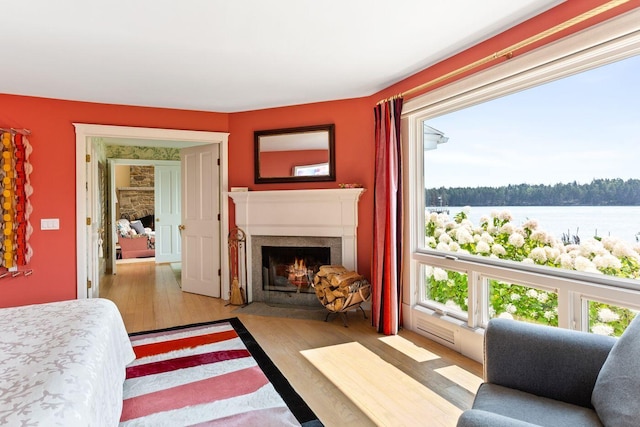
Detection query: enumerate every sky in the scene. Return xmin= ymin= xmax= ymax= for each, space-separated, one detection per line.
xmin=424 ymin=53 xmax=640 ymax=189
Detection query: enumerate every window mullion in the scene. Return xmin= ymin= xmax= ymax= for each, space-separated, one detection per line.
xmin=467 ymin=269 xmax=482 ymax=328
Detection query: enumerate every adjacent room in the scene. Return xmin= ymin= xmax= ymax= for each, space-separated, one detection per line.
xmin=1 ymin=1 xmax=639 ymax=426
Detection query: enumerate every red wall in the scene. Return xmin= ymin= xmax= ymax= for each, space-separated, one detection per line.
xmin=228 ymin=98 xmax=374 ymax=277
xmin=0 ymin=94 xmax=228 ymax=307
xmin=0 ymin=0 xmax=635 ymax=308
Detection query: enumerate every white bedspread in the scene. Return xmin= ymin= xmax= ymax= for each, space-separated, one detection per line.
xmin=0 ymin=298 xmax=136 ymax=426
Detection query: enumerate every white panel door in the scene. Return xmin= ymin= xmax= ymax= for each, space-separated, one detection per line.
xmin=180 ymin=144 xmax=221 ymax=297
xmin=87 ymin=142 xmax=99 ymax=297
xmin=155 ymin=164 xmax=181 ymax=263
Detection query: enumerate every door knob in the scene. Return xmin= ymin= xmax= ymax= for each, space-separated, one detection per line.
xmin=178 ymin=224 xmax=186 ymax=231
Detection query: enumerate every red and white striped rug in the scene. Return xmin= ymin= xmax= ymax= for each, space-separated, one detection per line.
xmin=120 ymin=318 xmax=321 ymax=426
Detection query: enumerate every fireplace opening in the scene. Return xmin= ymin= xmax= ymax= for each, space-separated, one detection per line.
xmin=261 ymin=246 xmax=330 ymax=294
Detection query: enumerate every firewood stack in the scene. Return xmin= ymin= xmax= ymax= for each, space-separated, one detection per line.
xmin=313 ymin=265 xmax=371 ymax=313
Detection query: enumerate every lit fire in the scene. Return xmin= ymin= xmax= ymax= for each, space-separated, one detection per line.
xmin=288 ymin=257 xmax=311 ymax=287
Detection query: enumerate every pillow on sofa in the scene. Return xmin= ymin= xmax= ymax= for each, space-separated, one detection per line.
xmin=130 ymin=220 xmax=146 ymax=235
xmin=116 ymin=219 xmax=132 ymax=237
xmin=592 ymin=313 xmax=640 ymax=427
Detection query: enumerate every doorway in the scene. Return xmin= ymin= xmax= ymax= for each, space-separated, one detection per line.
xmin=74 ymin=124 xmax=230 ymax=300
xmin=109 ymin=159 xmax=182 ymax=274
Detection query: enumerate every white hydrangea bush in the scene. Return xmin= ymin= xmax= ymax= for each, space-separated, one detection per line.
xmin=424 ymin=207 xmax=640 ymax=335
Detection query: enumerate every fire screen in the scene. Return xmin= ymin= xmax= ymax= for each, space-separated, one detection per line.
xmin=261 ymin=245 xmax=330 ymax=293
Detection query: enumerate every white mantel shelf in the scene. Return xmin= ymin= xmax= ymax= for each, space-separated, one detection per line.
xmin=228 ymin=188 xmax=366 ymax=302
xmin=229 ymin=188 xmax=365 ymax=236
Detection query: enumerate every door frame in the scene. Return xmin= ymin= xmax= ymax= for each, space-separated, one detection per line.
xmin=109 ymin=159 xmax=181 ymax=273
xmin=74 ymin=124 xmax=229 ymax=300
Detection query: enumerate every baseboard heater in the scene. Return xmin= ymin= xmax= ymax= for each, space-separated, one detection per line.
xmin=416 ymin=317 xmax=455 ymax=344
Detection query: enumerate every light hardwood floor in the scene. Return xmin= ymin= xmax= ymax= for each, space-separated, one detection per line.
xmin=101 ymin=262 xmax=482 ymax=427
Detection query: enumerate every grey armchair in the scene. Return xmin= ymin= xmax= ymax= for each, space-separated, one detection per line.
xmin=457 ymin=316 xmax=640 ymax=427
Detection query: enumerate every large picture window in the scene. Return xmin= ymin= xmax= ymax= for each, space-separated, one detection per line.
xmin=403 ymin=10 xmax=640 ymax=349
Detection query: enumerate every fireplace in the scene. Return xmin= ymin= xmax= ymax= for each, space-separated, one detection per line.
xmin=262 ymin=246 xmax=330 ymax=293
xmin=252 ymin=235 xmax=341 ymax=306
xmin=229 ymin=188 xmax=365 ymax=305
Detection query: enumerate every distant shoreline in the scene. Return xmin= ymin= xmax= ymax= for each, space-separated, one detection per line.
xmin=426 ymin=178 xmax=640 ymax=207
xmin=425 ymin=205 xmax=640 ymax=245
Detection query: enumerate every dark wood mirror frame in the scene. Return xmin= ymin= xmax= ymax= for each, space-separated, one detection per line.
xmin=254 ymin=124 xmax=336 ymax=184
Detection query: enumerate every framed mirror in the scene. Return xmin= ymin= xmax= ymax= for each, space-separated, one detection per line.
xmin=254 ymin=124 xmax=335 ymax=184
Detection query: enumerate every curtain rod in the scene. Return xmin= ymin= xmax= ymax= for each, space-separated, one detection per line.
xmin=0 ymin=127 xmax=31 ymax=136
xmin=378 ymin=0 xmax=631 ymax=104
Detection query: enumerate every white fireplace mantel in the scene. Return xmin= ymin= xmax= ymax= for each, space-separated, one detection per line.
xmin=228 ymin=188 xmax=365 ymax=302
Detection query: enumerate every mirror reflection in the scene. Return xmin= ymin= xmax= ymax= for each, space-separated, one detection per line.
xmin=254 ymin=124 xmax=335 ymax=183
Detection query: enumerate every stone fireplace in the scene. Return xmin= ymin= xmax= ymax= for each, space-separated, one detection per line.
xmin=117 ymin=166 xmax=155 ymax=222
xmin=117 ymin=187 xmax=154 ymax=221
xmin=229 ymin=188 xmax=365 ymax=305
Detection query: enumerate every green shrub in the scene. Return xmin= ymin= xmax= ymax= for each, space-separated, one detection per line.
xmin=424 ymin=207 xmax=640 ymax=336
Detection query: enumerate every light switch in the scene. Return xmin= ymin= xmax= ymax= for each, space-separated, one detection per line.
xmin=41 ymin=218 xmax=60 ymax=230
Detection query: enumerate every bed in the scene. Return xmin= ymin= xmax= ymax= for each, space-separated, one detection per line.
xmin=0 ymin=298 xmax=135 ymax=426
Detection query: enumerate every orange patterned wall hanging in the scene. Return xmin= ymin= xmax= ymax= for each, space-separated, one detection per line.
xmin=0 ymin=129 xmax=33 ymax=269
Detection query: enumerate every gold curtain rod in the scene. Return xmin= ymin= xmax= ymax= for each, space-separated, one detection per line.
xmin=379 ymin=0 xmax=631 ymax=104
xmin=0 ymin=127 xmax=31 ymax=136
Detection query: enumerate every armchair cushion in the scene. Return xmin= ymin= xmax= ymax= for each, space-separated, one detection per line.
xmin=116 ymin=218 xmax=133 ymax=237
xmin=457 ymin=409 xmax=541 ymax=427
xmin=130 ymin=220 xmax=146 ymax=235
xmin=457 ymin=318 xmax=623 ymax=427
xmin=591 ymin=314 xmax=640 ymax=427
xmin=471 ymin=383 xmax=602 ymax=427
xmin=484 ymin=318 xmax=615 ymax=408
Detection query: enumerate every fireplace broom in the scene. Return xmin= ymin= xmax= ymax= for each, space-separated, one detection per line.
xmin=227 ymin=227 xmax=247 ymax=306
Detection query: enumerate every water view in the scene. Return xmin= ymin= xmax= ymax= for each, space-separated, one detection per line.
xmin=430 ymin=206 xmax=640 ymax=245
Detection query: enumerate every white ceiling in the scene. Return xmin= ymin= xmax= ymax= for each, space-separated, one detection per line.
xmin=2 ymin=1 xmax=563 ymax=113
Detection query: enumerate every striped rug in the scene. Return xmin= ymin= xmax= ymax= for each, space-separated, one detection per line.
xmin=120 ymin=318 xmax=322 ymax=426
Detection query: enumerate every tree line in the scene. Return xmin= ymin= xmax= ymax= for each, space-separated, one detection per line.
xmin=427 ymin=178 xmax=640 ymax=207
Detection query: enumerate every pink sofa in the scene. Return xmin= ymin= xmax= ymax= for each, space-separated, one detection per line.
xmin=118 ymin=236 xmax=155 ymax=259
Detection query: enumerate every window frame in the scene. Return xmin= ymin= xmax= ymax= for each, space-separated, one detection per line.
xmin=401 ymin=9 xmax=640 ymax=357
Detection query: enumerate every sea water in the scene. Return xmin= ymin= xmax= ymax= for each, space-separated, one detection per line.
xmin=430 ymin=206 xmax=640 ymax=245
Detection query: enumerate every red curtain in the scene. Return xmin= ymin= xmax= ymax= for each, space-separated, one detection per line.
xmin=372 ymin=98 xmax=403 ymax=335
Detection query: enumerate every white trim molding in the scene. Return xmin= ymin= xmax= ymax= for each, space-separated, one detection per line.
xmin=74 ymin=124 xmax=230 ymax=300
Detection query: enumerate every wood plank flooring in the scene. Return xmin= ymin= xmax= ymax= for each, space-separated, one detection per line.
xmin=101 ymin=262 xmax=483 ymax=427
